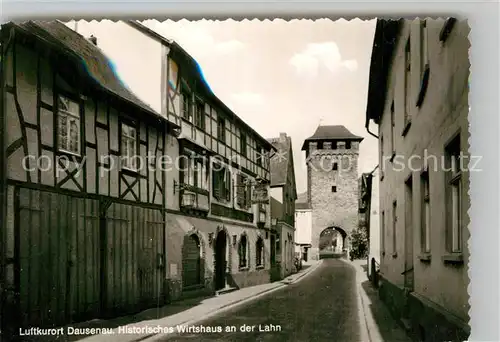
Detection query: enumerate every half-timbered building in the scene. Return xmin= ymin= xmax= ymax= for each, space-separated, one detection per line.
xmin=68 ymin=20 xmax=275 ymax=301
xmin=0 ymin=21 xmax=180 ymax=333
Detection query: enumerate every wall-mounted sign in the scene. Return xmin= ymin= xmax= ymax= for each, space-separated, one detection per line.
xmin=252 ymin=183 xmax=269 ymax=204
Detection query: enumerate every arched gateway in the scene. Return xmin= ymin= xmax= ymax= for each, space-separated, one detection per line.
xmin=319 ymin=227 xmax=348 ymax=259
xmin=300 ymin=125 xmax=363 ymax=261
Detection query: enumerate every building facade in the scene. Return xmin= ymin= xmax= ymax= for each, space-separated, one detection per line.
xmin=301 ymin=125 xmax=363 ymax=260
xmin=359 ymin=166 xmax=381 ymax=281
xmin=294 ymin=192 xmax=312 ymax=261
xmin=70 ymin=20 xmax=275 ymax=301
xmin=268 ymin=133 xmax=297 ymax=280
xmin=367 ymin=167 xmax=381 ymax=283
xmin=0 ymin=21 xmax=180 ymax=333
xmin=365 ymin=19 xmax=470 ymax=341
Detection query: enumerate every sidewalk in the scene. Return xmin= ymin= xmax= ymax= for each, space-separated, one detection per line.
xmin=344 ymin=259 xmax=412 ymax=342
xmin=50 ymin=260 xmax=323 ymax=342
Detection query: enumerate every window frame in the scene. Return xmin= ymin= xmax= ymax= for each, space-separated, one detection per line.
xmin=392 ymin=200 xmax=398 ymax=257
xmin=238 ymin=234 xmax=249 ymax=269
xmin=181 ymin=88 xmax=192 ymax=122
xmin=445 ymin=134 xmax=463 ymax=254
xmin=57 ymin=95 xmax=82 ymax=156
xmin=120 ymin=121 xmax=139 ymax=172
xmin=403 ymin=37 xmax=412 ymax=133
xmin=256 ymin=237 xmax=264 ymax=267
xmin=194 ymin=99 xmax=205 ymax=130
xmin=421 ymin=170 xmax=431 ymax=254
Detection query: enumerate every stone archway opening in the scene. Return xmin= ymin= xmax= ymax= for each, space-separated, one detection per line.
xmin=319 ymin=227 xmax=347 ymax=259
xmin=182 ymin=233 xmax=203 ymax=289
xmin=214 ymin=230 xmax=228 ymax=291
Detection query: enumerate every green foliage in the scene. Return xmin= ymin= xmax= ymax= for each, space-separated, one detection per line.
xmin=349 ymin=226 xmax=368 ymax=260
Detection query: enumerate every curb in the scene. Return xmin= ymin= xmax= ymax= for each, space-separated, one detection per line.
xmin=339 ymin=259 xmax=373 ymax=342
xmin=141 ymin=261 xmax=324 ymax=342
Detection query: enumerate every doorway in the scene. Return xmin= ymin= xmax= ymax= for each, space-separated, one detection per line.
xmin=214 ymin=230 xmax=227 ymax=290
xmin=404 ymin=176 xmax=414 ymax=291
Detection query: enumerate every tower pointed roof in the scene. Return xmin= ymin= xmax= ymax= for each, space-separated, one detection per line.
xmin=301 ymin=125 xmax=364 ymax=150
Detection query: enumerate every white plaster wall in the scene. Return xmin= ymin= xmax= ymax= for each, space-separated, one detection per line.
xmin=369 ymin=168 xmax=380 ymax=271
xmin=377 ymin=19 xmax=470 ymax=321
xmin=295 ymin=209 xmax=312 ymax=245
xmin=270 ymin=187 xmax=283 ymax=203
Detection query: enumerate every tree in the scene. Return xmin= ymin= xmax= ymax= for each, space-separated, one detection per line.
xmin=349 ymin=226 xmax=368 ymax=260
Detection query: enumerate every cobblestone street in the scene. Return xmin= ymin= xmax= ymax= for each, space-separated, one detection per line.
xmin=161 ymin=259 xmax=361 ymax=342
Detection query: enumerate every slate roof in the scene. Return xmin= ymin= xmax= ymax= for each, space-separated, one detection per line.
xmin=270 ymin=196 xmax=283 ymax=219
xmin=301 ymin=125 xmax=364 ymax=150
xmin=295 ymin=192 xmax=311 ymax=210
xmin=8 ymin=20 xmax=177 ymax=126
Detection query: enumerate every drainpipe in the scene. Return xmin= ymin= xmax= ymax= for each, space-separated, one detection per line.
xmin=365 ymin=119 xmax=379 ymax=139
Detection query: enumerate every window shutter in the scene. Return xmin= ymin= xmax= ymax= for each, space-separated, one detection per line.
xmin=225 ymin=169 xmax=231 ymax=201
xmin=246 ymin=182 xmax=252 ymax=209
xmin=236 ymin=175 xmax=244 ymax=207
xmin=212 ymin=168 xmax=220 ymax=199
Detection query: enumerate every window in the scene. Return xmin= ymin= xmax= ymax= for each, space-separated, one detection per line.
xmin=121 ymin=123 xmax=138 ymax=170
xmin=421 ymin=171 xmax=431 ymax=253
xmin=404 ymin=38 xmax=412 ymax=128
xmin=256 ymin=145 xmax=263 ymax=167
xmin=392 ymin=201 xmax=397 ymax=256
xmin=445 ymin=134 xmax=462 ymax=253
xmin=195 ymin=101 xmax=205 ymax=130
xmin=181 ymin=151 xmax=209 ymax=190
xmin=57 ymin=95 xmax=81 ymax=155
xmin=212 ymin=163 xmax=231 ymax=202
xmin=380 ymin=135 xmax=384 ymax=179
xmin=420 ymin=20 xmax=429 ymax=78
xmin=391 ymin=101 xmax=396 ymax=156
xmin=217 ymin=117 xmax=226 ymax=143
xmin=331 ymin=186 xmax=337 ymax=193
xmin=381 ymin=211 xmax=385 ymax=254
xmin=256 ymin=237 xmax=264 ymax=267
xmin=240 ymin=133 xmax=247 ymax=157
xmin=345 ymin=141 xmax=351 ymax=149
xmin=236 ymin=173 xmax=252 ymax=209
xmin=181 ymin=90 xmax=192 ymax=121
xmin=239 ymin=235 xmax=248 ymax=268
xmin=332 ymin=162 xmax=338 ymax=171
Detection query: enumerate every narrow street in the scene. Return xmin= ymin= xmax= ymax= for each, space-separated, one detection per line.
xmin=162 ymin=259 xmax=361 ymax=342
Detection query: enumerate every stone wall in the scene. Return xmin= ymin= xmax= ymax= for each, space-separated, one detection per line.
xmin=307 ymin=142 xmax=360 ymax=260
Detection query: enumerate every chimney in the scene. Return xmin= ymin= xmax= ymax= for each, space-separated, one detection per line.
xmin=88 ymin=35 xmax=97 ymax=46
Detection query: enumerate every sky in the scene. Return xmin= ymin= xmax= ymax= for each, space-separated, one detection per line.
xmin=68 ymin=19 xmax=378 ymax=195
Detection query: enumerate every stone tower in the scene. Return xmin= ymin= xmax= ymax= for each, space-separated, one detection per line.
xmin=301 ymin=125 xmax=364 ymax=260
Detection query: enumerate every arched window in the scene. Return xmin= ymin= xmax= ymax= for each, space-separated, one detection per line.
xmin=238 ymin=234 xmax=248 ymax=268
xmin=256 ymin=237 xmax=264 ymax=267
xmin=182 ymin=234 xmax=202 ymax=288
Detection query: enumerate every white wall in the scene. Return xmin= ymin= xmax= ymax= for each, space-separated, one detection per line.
xmin=377 ymin=19 xmax=470 ymax=321
xmin=67 ymin=20 xmax=164 ymax=115
xmin=294 ymin=209 xmax=312 ymax=245
xmin=369 ymin=168 xmax=380 ymax=273
xmin=270 ymin=187 xmax=283 ymax=204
